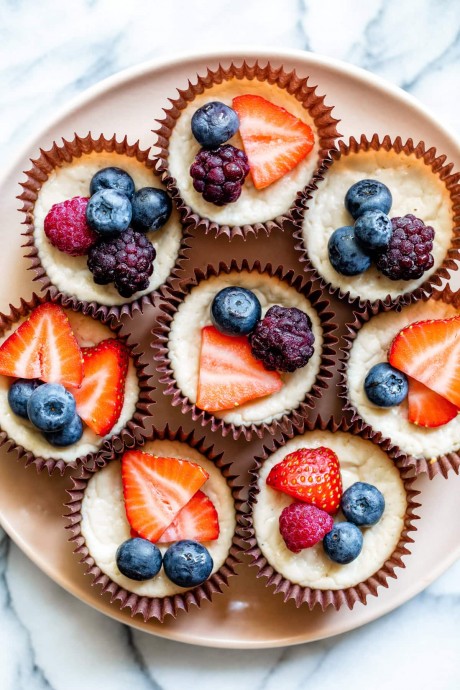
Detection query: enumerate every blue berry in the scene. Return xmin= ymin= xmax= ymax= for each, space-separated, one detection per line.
xmin=191 ymin=101 xmax=240 ymax=148
xmin=27 ymin=383 xmax=76 ymax=432
xmin=364 ymin=362 xmax=408 ymax=407
xmin=89 ymin=167 xmax=135 ymax=200
xmin=131 ymin=187 xmax=172 ymax=233
xmin=8 ymin=379 xmax=42 ymax=419
xmin=328 ymin=226 xmax=372 ymax=276
xmin=341 ymin=482 xmax=385 ymax=527
xmin=116 ymin=538 xmax=162 ymax=581
xmin=323 ymin=522 xmax=363 ymax=564
xmin=211 ymin=286 xmax=262 ymax=336
xmin=345 ymin=179 xmax=392 ymax=219
xmin=86 ymin=189 xmax=132 ymax=236
xmin=354 ymin=210 xmax=392 ymax=253
xmin=44 ymin=414 xmax=83 ymax=446
xmin=163 ymin=540 xmax=213 ymax=588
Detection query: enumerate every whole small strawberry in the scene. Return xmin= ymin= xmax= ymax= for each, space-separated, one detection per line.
xmin=279 ymin=502 xmax=334 ymax=553
xmin=266 ymin=446 xmax=343 ymax=514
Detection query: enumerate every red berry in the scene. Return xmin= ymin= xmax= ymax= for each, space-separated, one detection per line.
xmin=44 ymin=196 xmax=98 ymax=256
xmin=279 ymin=502 xmax=334 ymax=553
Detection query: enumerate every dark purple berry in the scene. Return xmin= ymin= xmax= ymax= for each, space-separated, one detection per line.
xmin=375 ymin=215 xmax=435 ymax=281
xmin=190 ymin=145 xmax=250 ymax=206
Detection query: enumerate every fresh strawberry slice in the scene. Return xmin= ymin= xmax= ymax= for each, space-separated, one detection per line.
xmin=69 ymin=339 xmax=129 ymax=436
xmin=389 ymin=316 xmax=460 ymax=407
xmin=407 ymin=377 xmax=458 ymax=428
xmin=157 ymin=490 xmax=219 ymax=543
xmin=196 ymin=325 xmax=282 ymax=412
xmin=266 ymin=446 xmax=343 ymax=514
xmin=122 ymin=451 xmax=209 ymax=543
xmin=0 ymin=303 xmax=82 ymax=387
xmin=232 ymin=94 xmax=314 ymax=189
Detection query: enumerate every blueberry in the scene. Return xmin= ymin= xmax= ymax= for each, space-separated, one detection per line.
xmin=328 ymin=226 xmax=372 ymax=276
xmin=86 ymin=189 xmax=132 ymax=236
xmin=364 ymin=362 xmax=408 ymax=407
xmin=8 ymin=379 xmax=43 ymax=419
xmin=163 ymin=540 xmax=213 ymax=588
xmin=131 ymin=187 xmax=172 ymax=233
xmin=345 ymin=179 xmax=392 ymax=219
xmin=89 ymin=167 xmax=135 ymax=200
xmin=341 ymin=482 xmax=385 ymax=527
xmin=354 ymin=210 xmax=392 ymax=253
xmin=116 ymin=538 xmax=162 ymax=581
xmin=44 ymin=414 xmax=83 ymax=446
xmin=323 ymin=522 xmax=363 ymax=564
xmin=27 ymin=383 xmax=76 ymax=432
xmin=211 ymin=286 xmax=262 ymax=336
xmin=191 ymin=101 xmax=240 ymax=148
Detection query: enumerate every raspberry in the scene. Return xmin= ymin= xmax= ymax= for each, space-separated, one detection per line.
xmin=375 ymin=215 xmax=435 ymax=281
xmin=249 ymin=305 xmax=315 ymax=372
xmin=87 ymin=228 xmax=156 ymax=298
xmin=44 ymin=197 xmax=98 ymax=256
xmin=279 ymin=503 xmax=334 ymax=553
xmin=190 ymin=144 xmax=250 ymax=206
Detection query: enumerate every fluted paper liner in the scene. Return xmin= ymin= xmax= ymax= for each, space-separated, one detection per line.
xmin=18 ymin=132 xmax=191 ymax=321
xmin=153 ymin=259 xmax=338 ymax=441
xmin=65 ymin=425 xmax=245 ymax=622
xmin=293 ymin=133 xmax=460 ymax=308
xmin=0 ymin=292 xmax=153 ymax=475
xmin=154 ymin=61 xmax=341 ymax=239
xmin=244 ymin=416 xmax=420 ymax=610
xmin=340 ymin=284 xmax=460 ymax=478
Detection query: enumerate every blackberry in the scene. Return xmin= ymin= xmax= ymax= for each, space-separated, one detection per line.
xmin=249 ymin=305 xmax=315 ymax=373
xmin=375 ymin=215 xmax=435 ymax=281
xmin=190 ymin=144 xmax=250 ymax=206
xmin=87 ymin=228 xmax=156 ymax=298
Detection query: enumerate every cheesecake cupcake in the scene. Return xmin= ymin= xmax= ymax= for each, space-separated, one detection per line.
xmin=295 ymin=134 xmax=460 ymax=306
xmin=154 ymin=260 xmax=337 ymax=440
xmin=155 ymin=62 xmax=340 ymax=238
xmin=246 ymin=418 xmax=419 ymax=609
xmin=66 ymin=428 xmax=243 ymax=621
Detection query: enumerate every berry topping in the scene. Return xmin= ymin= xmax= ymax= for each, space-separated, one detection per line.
xmin=191 ymin=101 xmax=240 ymax=148
xmin=44 ymin=413 xmax=83 ymax=446
xmin=131 ymin=187 xmax=172 ymax=233
xmin=163 ymin=540 xmax=213 ymax=588
xmin=323 ymin=522 xmax=363 ymax=564
xmin=90 ymin=167 xmax=135 ymax=200
xmin=232 ymin=94 xmax=314 ymax=189
xmin=249 ymin=305 xmax=315 ymax=373
xmin=157 ymin=491 xmax=219 ymax=543
xmin=388 ymin=316 xmax=460 ymax=408
xmin=0 ymin=303 xmax=83 ymax=388
xmin=196 ymin=325 xmax=282 ymax=412
xmin=69 ymin=339 xmax=129 ymax=436
xmin=122 ymin=451 xmax=209 ymax=543
xmin=364 ymin=362 xmax=408 ymax=407
xmin=407 ymin=377 xmax=459 ymax=428
xmin=44 ymin=197 xmax=98 ymax=256
xmin=211 ymin=286 xmax=262 ymax=336
xmin=27 ymin=383 xmax=76 ymax=432
xmin=354 ymin=210 xmax=392 ymax=253
xmin=279 ymin=502 xmax=334 ymax=553
xmin=341 ymin=482 xmax=385 ymax=526
xmin=375 ymin=215 xmax=435 ymax=281
xmin=266 ymin=446 xmax=343 ymax=514
xmin=328 ymin=226 xmax=372 ymax=276
xmin=190 ymin=145 xmax=250 ymax=206
xmin=116 ymin=537 xmax=162 ymax=581
xmin=345 ymin=179 xmax=392 ymax=219
xmin=87 ymin=228 xmax=156 ymax=298
xmin=8 ymin=379 xmax=43 ymax=419
xmin=86 ymin=188 xmax=132 ymax=236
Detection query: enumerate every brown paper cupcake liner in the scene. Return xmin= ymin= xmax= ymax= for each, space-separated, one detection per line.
xmin=339 ymin=284 xmax=460 ymax=478
xmin=293 ymin=133 xmax=460 ymax=309
xmin=65 ymin=425 xmax=245 ymax=622
xmin=154 ymin=61 xmax=341 ymax=239
xmin=153 ymin=258 xmax=338 ymax=441
xmin=244 ymin=416 xmax=420 ymax=610
xmin=0 ymin=292 xmax=154 ymax=475
xmin=18 ymin=132 xmax=192 ymax=321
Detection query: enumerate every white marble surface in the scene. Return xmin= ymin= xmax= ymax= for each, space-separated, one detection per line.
xmin=1 ymin=0 xmax=460 ymax=687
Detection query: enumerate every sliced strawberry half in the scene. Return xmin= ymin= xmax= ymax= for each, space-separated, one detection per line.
xmin=122 ymin=451 xmax=209 ymax=543
xmin=157 ymin=490 xmax=219 ymax=543
xmin=389 ymin=316 xmax=460 ymax=407
xmin=232 ymin=94 xmax=315 ymax=189
xmin=196 ymin=325 xmax=282 ymax=412
xmin=407 ymin=377 xmax=458 ymax=428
